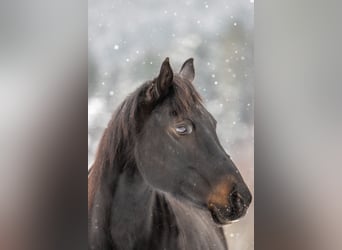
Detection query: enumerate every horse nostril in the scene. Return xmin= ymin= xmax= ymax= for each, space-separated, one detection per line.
xmin=229 ymin=190 xmax=238 ymax=205
xmin=229 ymin=190 xmax=251 ymax=210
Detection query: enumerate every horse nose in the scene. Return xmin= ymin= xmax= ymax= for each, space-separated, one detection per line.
xmin=207 ymin=178 xmax=252 ymax=224
xmin=229 ymin=185 xmax=252 ymax=216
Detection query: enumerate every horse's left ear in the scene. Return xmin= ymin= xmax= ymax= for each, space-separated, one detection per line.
xmin=145 ymin=57 xmax=173 ymax=103
xmin=179 ymin=58 xmax=195 ymax=82
xmin=155 ymin=57 xmax=173 ymax=97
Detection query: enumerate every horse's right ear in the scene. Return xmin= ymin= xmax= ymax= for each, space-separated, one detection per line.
xmin=179 ymin=58 xmax=195 ymax=82
xmin=145 ymin=57 xmax=173 ymax=103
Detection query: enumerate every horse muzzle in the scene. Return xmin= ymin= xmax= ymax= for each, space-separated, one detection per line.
xmin=207 ymin=179 xmax=252 ymax=225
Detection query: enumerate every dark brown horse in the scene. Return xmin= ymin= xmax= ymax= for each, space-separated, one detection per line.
xmin=88 ymin=58 xmax=252 ymax=250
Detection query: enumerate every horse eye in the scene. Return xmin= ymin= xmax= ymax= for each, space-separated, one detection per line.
xmin=175 ymin=124 xmax=193 ymax=135
xmin=176 ymin=126 xmax=186 ymax=134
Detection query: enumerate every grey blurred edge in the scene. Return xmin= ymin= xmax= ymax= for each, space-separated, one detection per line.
xmin=256 ymin=0 xmax=342 ymax=250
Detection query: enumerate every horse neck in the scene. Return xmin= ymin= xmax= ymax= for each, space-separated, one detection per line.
xmin=111 ymin=166 xmax=180 ymax=248
xmin=104 ymin=164 xmax=227 ymax=250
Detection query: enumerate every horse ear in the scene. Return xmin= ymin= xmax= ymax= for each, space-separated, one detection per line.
xmin=156 ymin=57 xmax=173 ymax=96
xmin=179 ymin=58 xmax=195 ymax=82
xmin=145 ymin=57 xmax=173 ymax=103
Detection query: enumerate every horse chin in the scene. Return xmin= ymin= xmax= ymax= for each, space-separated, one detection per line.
xmin=209 ymin=205 xmax=244 ymax=226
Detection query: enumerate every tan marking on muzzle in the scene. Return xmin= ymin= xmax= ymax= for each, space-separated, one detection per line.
xmin=207 ymin=177 xmax=235 ymax=207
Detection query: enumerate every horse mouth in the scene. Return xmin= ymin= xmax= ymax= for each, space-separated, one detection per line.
xmin=208 ymin=204 xmax=247 ymax=225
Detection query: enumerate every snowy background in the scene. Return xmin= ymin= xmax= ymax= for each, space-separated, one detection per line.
xmin=88 ymin=0 xmax=254 ymax=249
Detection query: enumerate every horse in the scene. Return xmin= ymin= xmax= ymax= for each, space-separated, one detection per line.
xmin=88 ymin=58 xmax=252 ymax=250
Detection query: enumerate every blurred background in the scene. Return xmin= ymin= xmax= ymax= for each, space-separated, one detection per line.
xmin=1 ymin=0 xmax=341 ymax=250
xmin=88 ymin=0 xmax=254 ymax=249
